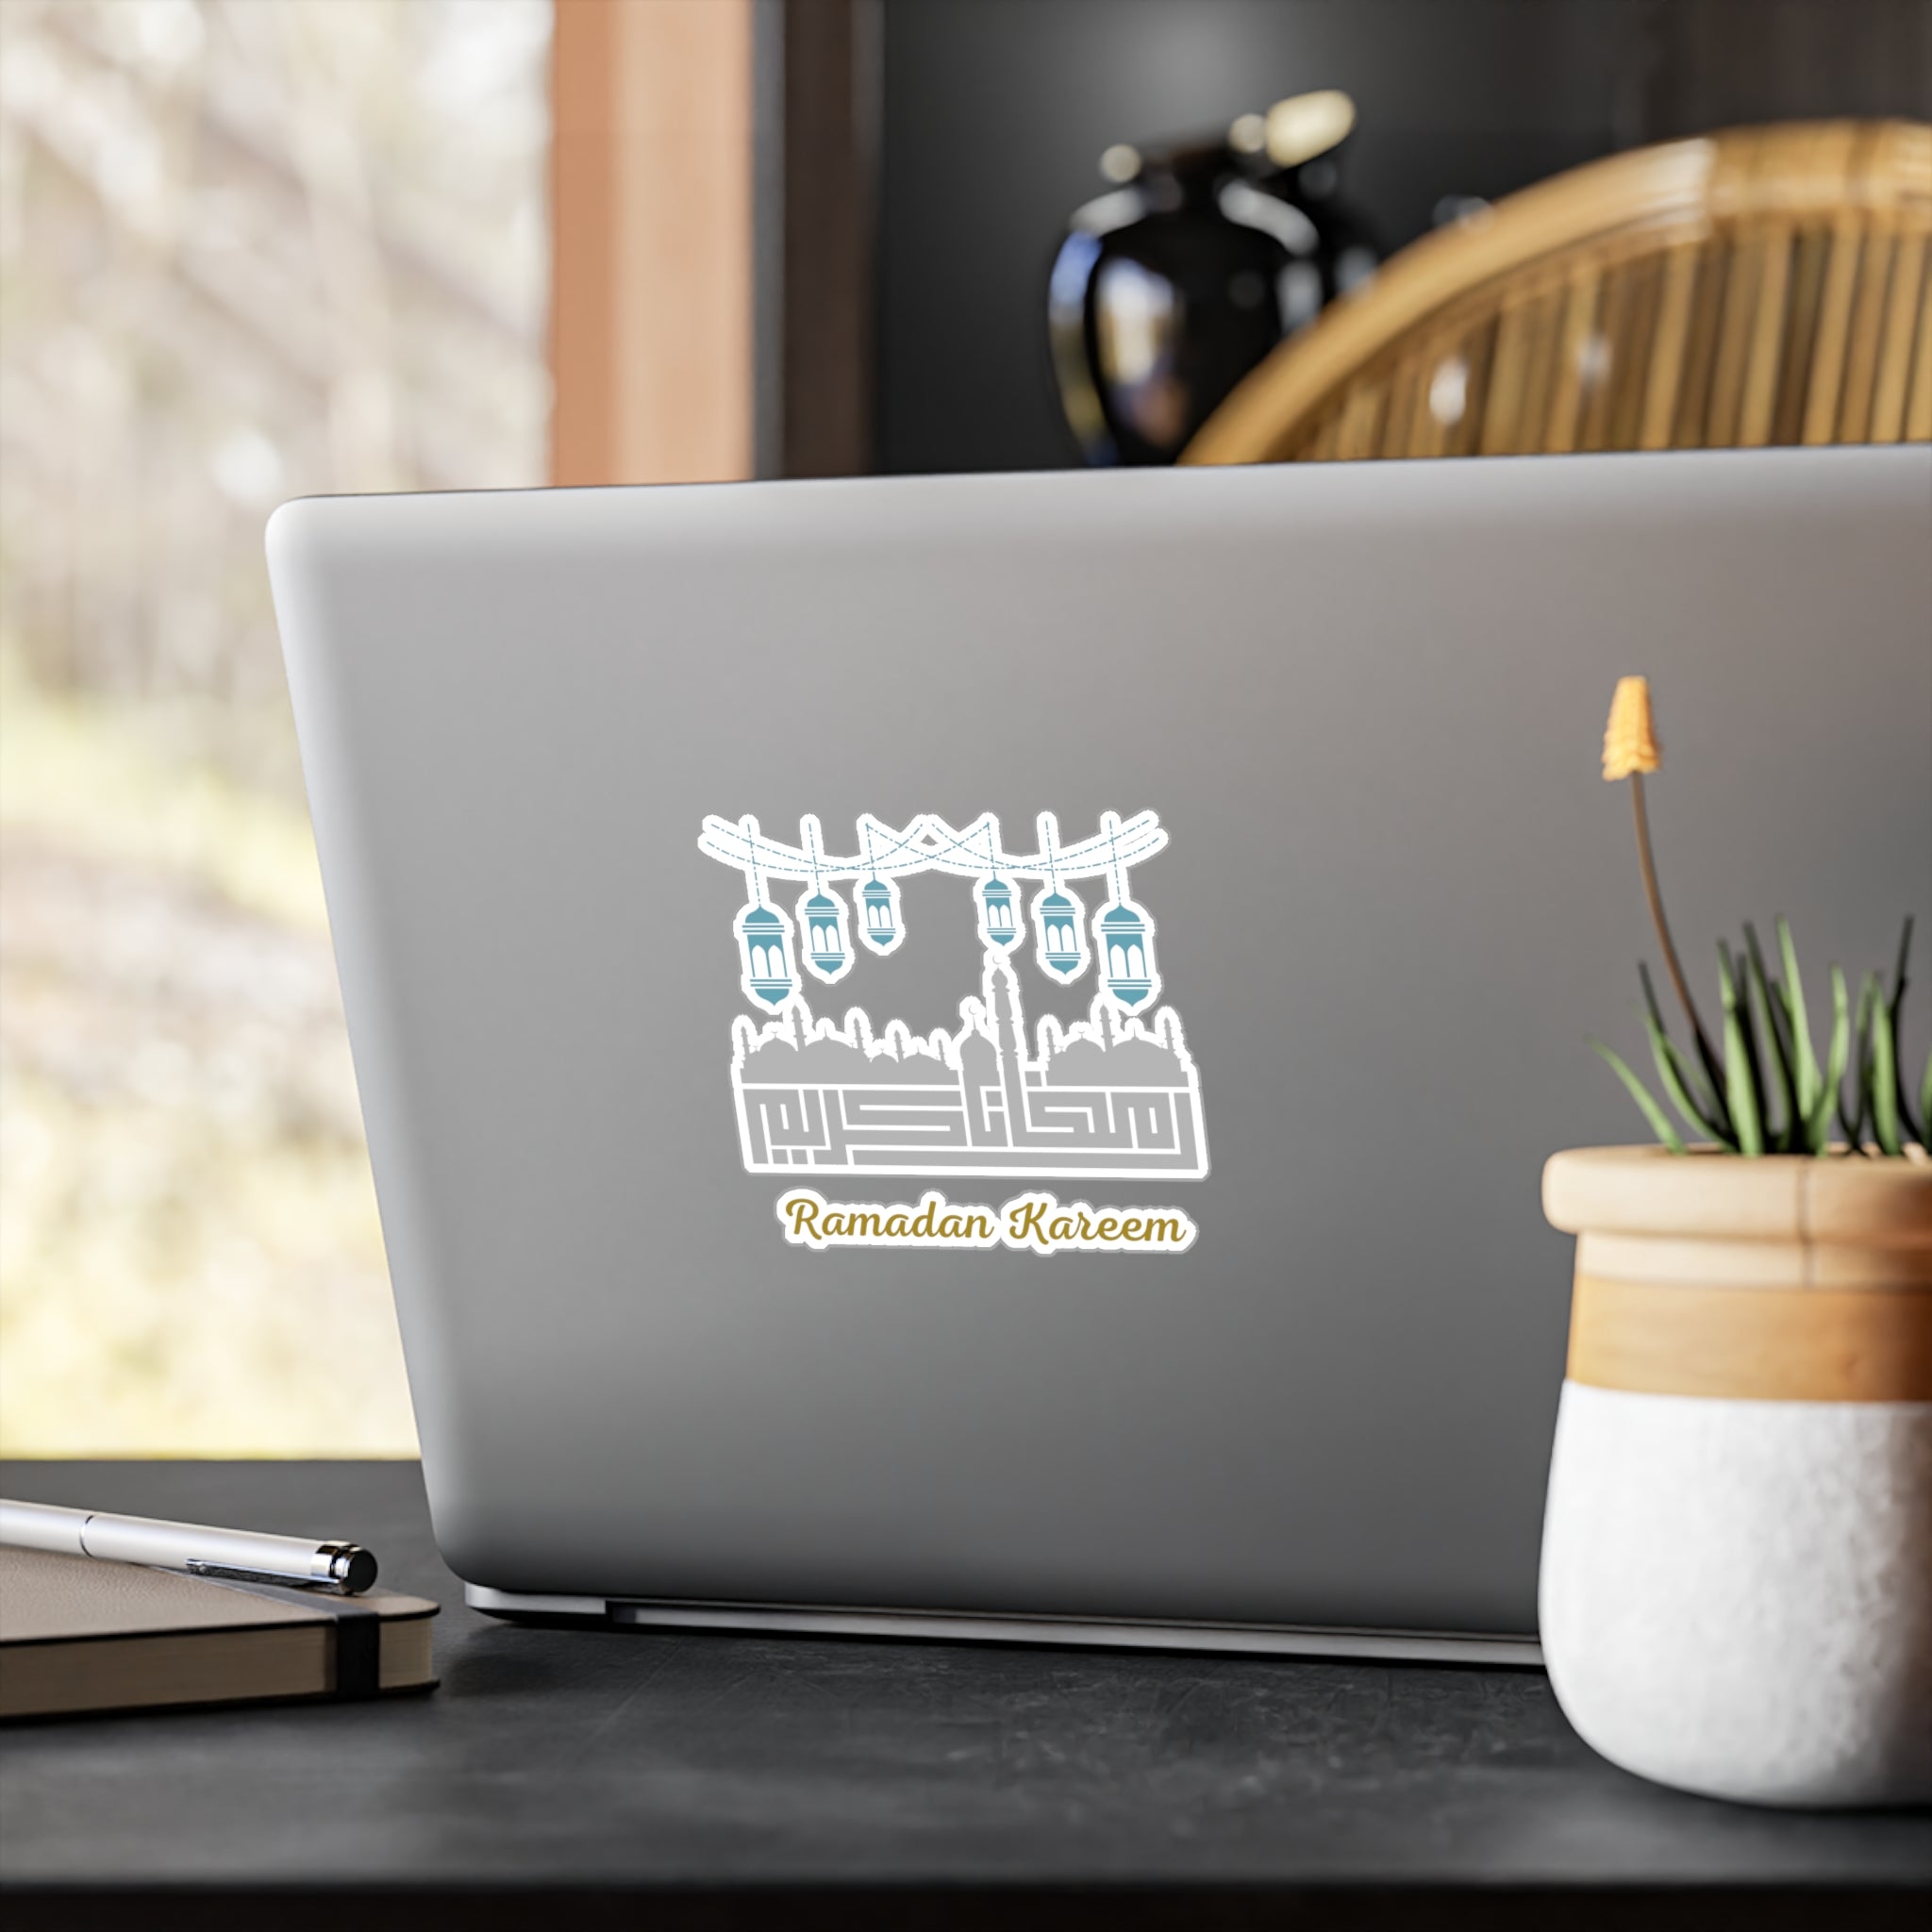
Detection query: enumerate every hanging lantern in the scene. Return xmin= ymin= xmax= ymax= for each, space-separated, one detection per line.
xmin=790 ymin=813 xmax=852 ymax=982
xmin=797 ymin=888 xmax=851 ymax=982
xmin=739 ymin=902 xmax=796 ymax=1008
xmin=854 ymin=822 xmax=906 ymax=956
xmin=858 ymin=874 xmax=904 ymax=954
xmin=1091 ymin=810 xmax=1159 ymax=1010
xmin=1030 ymin=811 xmax=1088 ymax=980
xmin=1034 ymin=887 xmax=1088 ymax=979
xmin=978 ymin=874 xmax=1020 ymax=949
xmin=1096 ymin=900 xmax=1158 ymax=1008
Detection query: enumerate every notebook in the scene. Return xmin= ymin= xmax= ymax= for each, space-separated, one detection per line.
xmin=0 ymin=1546 xmax=437 ymax=1720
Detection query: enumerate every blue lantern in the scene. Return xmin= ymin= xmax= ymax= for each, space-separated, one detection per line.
xmin=859 ymin=875 xmax=898 ymax=951
xmin=1099 ymin=901 xmax=1157 ymax=1008
xmin=798 ymin=888 xmax=849 ymax=979
xmin=1036 ymin=889 xmax=1085 ymax=978
xmin=739 ymin=902 xmax=795 ymax=1007
xmin=978 ymin=874 xmax=1019 ymax=948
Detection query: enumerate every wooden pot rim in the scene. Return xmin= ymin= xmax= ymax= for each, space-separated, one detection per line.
xmin=1543 ymin=1144 xmax=1932 ymax=1247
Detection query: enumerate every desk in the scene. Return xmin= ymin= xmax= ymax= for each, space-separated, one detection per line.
xmin=2 ymin=1461 xmax=1926 ymax=1930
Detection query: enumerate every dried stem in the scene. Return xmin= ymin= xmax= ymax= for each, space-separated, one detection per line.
xmin=1630 ymin=773 xmax=1718 ymax=1081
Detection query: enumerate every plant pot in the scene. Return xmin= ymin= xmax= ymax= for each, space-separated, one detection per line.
xmin=1540 ymin=1146 xmax=1932 ymax=1807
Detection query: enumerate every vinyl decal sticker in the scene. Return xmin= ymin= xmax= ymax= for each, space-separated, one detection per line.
xmin=696 ymin=812 xmax=1208 ymax=1208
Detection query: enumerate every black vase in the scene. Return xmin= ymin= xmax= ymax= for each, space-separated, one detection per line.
xmin=1048 ymin=101 xmax=1378 ymax=466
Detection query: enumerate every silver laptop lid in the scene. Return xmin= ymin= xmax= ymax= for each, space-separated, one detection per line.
xmin=267 ymin=447 xmax=1931 ymax=1637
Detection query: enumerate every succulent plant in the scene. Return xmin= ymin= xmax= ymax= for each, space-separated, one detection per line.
xmin=1592 ymin=677 xmax=1929 ymax=1158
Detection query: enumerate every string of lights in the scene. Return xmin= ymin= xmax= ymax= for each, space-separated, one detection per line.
xmin=701 ymin=809 xmax=1167 ymax=1018
xmin=697 ymin=811 xmax=1167 ymax=883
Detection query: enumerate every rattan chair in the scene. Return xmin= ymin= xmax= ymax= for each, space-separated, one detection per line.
xmin=1182 ymin=121 xmax=1932 ymax=465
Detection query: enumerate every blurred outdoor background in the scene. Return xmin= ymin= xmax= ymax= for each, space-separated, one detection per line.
xmin=0 ymin=0 xmax=549 ymax=1452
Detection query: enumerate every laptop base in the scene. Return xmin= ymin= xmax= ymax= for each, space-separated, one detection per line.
xmin=466 ymin=1586 xmax=1542 ymax=1665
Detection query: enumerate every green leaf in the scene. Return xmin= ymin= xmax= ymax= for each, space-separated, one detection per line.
xmin=1641 ymin=1003 xmax=1730 ymax=1142
xmin=1777 ymin=916 xmax=1820 ymax=1123
xmin=1806 ymin=966 xmax=1851 ymax=1155
xmin=1591 ymin=1041 xmax=1687 ymax=1154
xmin=1726 ymin=941 xmax=1776 ymax=1149
xmin=1871 ymin=993 xmax=1903 ymax=1157
xmin=1844 ymin=973 xmax=1880 ymax=1153
xmin=1639 ymin=962 xmax=1726 ymax=1135
xmin=1890 ymin=916 xmax=1921 ymax=1147
xmin=1719 ymin=945 xmax=1765 ymax=1157
xmin=1743 ymin=924 xmax=1797 ymax=1149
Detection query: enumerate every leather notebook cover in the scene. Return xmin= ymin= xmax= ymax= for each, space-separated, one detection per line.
xmin=0 ymin=1545 xmax=437 ymax=1719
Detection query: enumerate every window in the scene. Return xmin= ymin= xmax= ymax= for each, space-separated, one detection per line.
xmin=0 ymin=0 xmax=550 ymax=1454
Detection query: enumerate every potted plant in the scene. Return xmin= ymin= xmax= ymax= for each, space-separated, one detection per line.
xmin=1539 ymin=677 xmax=1931 ymax=1808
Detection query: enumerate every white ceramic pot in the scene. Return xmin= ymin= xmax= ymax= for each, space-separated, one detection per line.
xmin=1540 ymin=1147 xmax=1932 ymax=1808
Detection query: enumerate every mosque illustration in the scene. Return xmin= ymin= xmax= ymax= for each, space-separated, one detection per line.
xmin=698 ymin=810 xmax=1208 ymax=1179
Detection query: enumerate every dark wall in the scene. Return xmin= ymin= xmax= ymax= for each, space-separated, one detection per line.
xmin=874 ymin=0 xmax=1932 ymax=475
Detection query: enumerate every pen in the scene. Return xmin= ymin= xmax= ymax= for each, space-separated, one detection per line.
xmin=0 ymin=1499 xmax=378 ymax=1595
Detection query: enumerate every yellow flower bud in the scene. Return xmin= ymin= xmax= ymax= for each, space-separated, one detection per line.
xmin=1603 ymin=675 xmax=1661 ymax=780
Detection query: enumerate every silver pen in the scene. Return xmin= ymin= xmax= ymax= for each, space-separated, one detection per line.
xmin=0 ymin=1499 xmax=378 ymax=1594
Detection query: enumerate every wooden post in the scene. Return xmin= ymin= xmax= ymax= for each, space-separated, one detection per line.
xmin=549 ymin=0 xmax=757 ymax=486
xmin=776 ymin=0 xmax=878 ymax=477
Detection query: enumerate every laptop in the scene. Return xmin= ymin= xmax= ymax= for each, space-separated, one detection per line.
xmin=267 ymin=445 xmax=1931 ymax=1663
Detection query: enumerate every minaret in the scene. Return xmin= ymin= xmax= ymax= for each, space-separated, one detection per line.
xmin=990 ymin=958 xmax=1037 ymax=1147
xmin=957 ymin=991 xmax=1002 ymax=1148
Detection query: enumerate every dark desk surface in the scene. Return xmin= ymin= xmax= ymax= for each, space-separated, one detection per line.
xmin=2 ymin=1461 xmax=1926 ymax=1931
